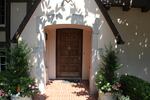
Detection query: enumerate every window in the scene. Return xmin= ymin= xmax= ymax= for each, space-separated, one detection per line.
xmin=0 ymin=0 xmax=5 ymax=26
xmin=0 ymin=31 xmax=6 ymax=42
xmin=0 ymin=50 xmax=6 ymax=71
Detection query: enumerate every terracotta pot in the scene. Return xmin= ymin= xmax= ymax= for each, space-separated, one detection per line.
xmin=98 ymin=91 xmax=116 ymax=100
xmin=11 ymin=95 xmax=32 ymax=100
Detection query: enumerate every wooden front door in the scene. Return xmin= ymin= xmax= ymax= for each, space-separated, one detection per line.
xmin=56 ymin=28 xmax=83 ymax=78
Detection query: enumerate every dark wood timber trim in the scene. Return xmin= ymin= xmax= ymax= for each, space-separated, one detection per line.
xmin=0 ymin=27 xmax=5 ymax=31
xmin=12 ymin=0 xmax=41 ymax=42
xmin=95 ymin=0 xmax=124 ymax=44
xmin=6 ymin=0 xmax=10 ymax=45
xmin=0 ymin=0 xmax=10 ymax=48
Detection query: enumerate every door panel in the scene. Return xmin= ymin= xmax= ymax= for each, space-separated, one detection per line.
xmin=56 ymin=28 xmax=83 ymax=78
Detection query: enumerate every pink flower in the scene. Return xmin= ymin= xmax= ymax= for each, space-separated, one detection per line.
xmin=0 ymin=89 xmax=5 ymax=96
xmin=32 ymin=86 xmax=35 ymax=89
xmin=112 ymin=82 xmax=121 ymax=91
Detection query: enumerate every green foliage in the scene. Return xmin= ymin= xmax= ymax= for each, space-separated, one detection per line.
xmin=18 ymin=77 xmax=39 ymax=97
xmin=118 ymin=94 xmax=130 ymax=100
xmin=6 ymin=41 xmax=30 ymax=78
xmin=120 ymin=75 xmax=150 ymax=100
xmin=0 ymin=41 xmax=39 ymax=97
xmin=96 ymin=44 xmax=122 ymax=93
xmin=0 ymin=89 xmax=8 ymax=100
xmin=0 ymin=96 xmax=7 ymax=100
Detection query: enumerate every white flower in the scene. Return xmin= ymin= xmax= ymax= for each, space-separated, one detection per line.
xmin=32 ymin=90 xmax=35 ymax=93
xmin=108 ymin=88 xmax=111 ymax=91
xmin=28 ymin=85 xmax=31 ymax=87
xmin=106 ymin=83 xmax=110 ymax=86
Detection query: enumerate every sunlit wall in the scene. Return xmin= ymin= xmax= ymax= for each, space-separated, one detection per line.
xmin=109 ymin=7 xmax=150 ymax=82
xmin=19 ymin=0 xmax=117 ymax=94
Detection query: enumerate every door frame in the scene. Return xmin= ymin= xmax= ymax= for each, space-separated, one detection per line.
xmin=44 ymin=24 xmax=92 ymax=80
xmin=56 ymin=28 xmax=83 ymax=79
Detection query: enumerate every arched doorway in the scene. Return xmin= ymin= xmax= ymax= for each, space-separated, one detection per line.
xmin=44 ymin=24 xmax=92 ymax=80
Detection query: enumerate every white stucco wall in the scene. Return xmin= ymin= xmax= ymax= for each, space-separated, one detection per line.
xmin=11 ymin=3 xmax=27 ymax=39
xmin=19 ymin=0 xmax=116 ymax=94
xmin=108 ymin=8 xmax=150 ymax=82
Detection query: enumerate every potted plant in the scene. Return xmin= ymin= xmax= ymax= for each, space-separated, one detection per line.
xmin=95 ymin=44 xmax=122 ymax=100
xmin=0 ymin=42 xmax=39 ymax=100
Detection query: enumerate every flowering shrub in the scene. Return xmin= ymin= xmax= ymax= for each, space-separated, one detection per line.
xmin=96 ymin=70 xmax=121 ymax=93
xmin=0 ymin=77 xmax=39 ymax=98
xmin=14 ymin=77 xmax=39 ymax=97
xmin=95 ymin=44 xmax=122 ymax=93
xmin=118 ymin=95 xmax=130 ymax=100
xmin=0 ymin=89 xmax=7 ymax=100
xmin=28 ymin=82 xmax=39 ymax=95
xmin=112 ymin=82 xmax=121 ymax=92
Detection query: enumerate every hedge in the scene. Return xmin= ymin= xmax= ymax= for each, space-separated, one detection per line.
xmin=120 ymin=75 xmax=150 ymax=100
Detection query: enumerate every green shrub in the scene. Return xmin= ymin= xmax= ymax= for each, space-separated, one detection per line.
xmin=95 ymin=44 xmax=122 ymax=93
xmin=120 ymin=75 xmax=150 ymax=100
xmin=0 ymin=42 xmax=39 ymax=97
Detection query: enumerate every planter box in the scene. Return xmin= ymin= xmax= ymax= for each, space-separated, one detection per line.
xmin=98 ymin=92 xmax=116 ymax=100
xmin=11 ymin=95 xmax=32 ymax=100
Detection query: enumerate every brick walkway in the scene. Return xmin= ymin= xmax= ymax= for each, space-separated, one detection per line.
xmin=34 ymin=80 xmax=97 ymax=100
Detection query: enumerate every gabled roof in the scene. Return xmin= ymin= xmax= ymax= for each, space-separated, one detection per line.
xmin=95 ymin=0 xmax=124 ymax=44
xmin=12 ymin=0 xmax=124 ymax=44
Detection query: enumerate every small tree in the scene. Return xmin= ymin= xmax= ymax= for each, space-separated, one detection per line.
xmin=96 ymin=44 xmax=122 ymax=93
xmin=0 ymin=42 xmax=39 ymax=97
xmin=8 ymin=42 xmax=30 ymax=77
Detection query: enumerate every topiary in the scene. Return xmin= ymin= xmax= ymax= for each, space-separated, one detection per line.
xmin=96 ymin=44 xmax=122 ymax=93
